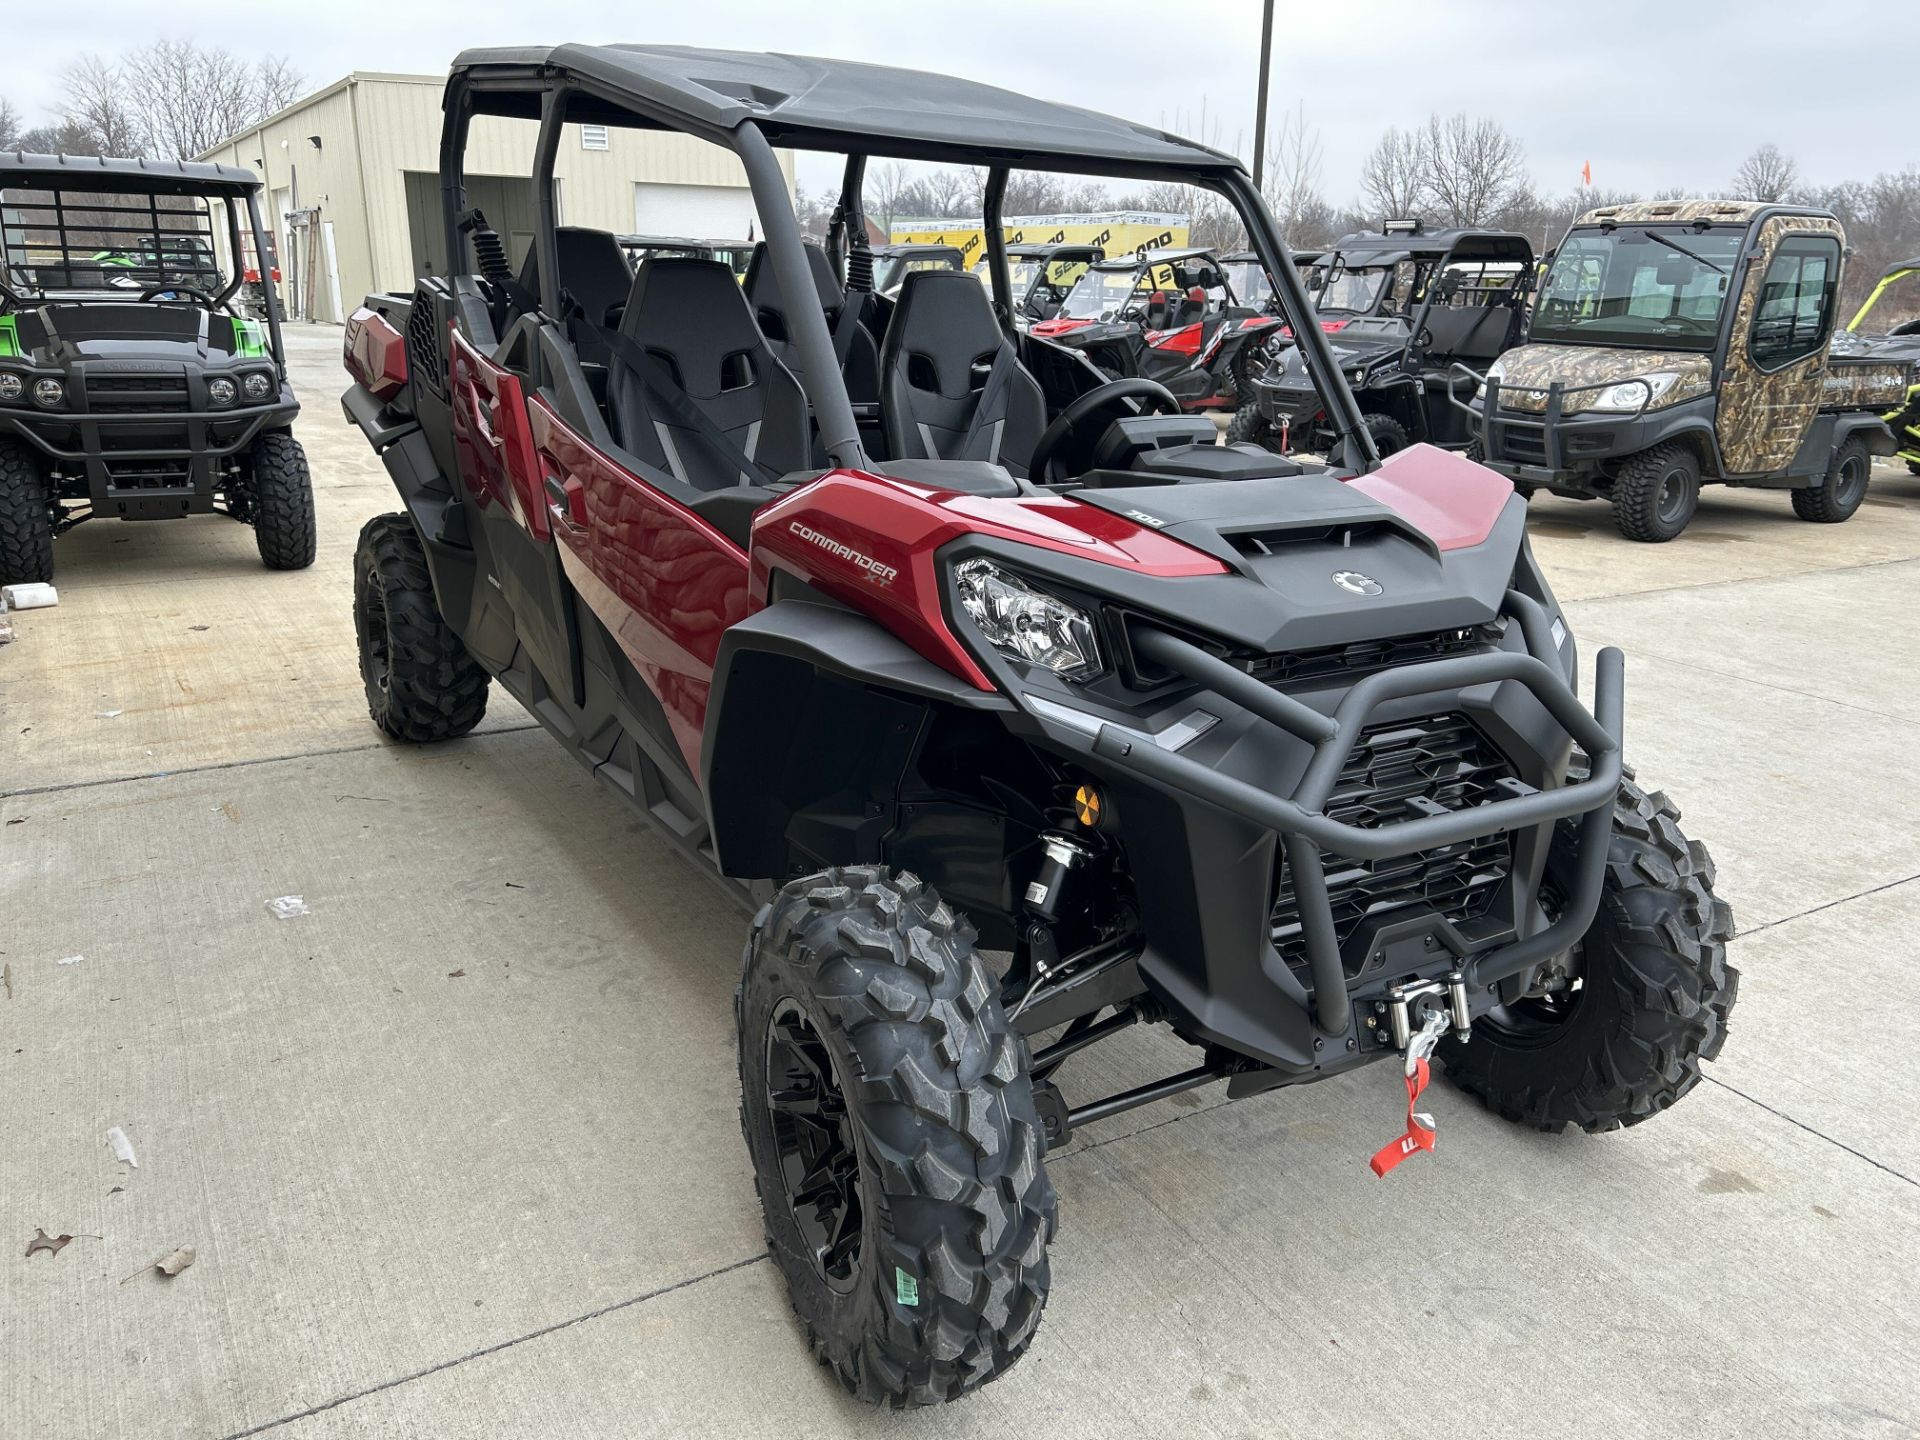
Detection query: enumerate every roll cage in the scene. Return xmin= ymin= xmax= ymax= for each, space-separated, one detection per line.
xmin=0 ymin=154 xmax=286 ymax=354
xmin=436 ymin=47 xmax=1376 ymax=472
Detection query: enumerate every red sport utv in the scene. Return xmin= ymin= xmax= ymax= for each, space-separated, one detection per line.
xmin=1029 ymin=246 xmax=1285 ymax=406
xmin=342 ymin=45 xmax=1735 ymax=1408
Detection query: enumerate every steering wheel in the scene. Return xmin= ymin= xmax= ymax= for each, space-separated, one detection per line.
xmin=1029 ymin=377 xmax=1183 ymax=484
xmin=140 ymin=285 xmax=220 ymax=306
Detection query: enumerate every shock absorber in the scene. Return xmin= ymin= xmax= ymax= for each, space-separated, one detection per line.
xmin=1019 ymin=834 xmax=1092 ymax=982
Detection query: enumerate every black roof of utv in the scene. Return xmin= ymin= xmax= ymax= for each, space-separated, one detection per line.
xmin=450 ymin=45 xmax=1244 ymax=174
xmin=0 ymin=151 xmax=261 ymax=197
xmin=1321 ymin=225 xmax=1533 ymax=267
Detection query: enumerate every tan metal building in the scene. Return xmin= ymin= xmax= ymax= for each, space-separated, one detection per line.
xmin=198 ymin=72 xmax=794 ymax=323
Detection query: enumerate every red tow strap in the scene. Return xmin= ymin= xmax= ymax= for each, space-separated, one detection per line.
xmin=1369 ymin=1056 xmax=1436 ymax=1178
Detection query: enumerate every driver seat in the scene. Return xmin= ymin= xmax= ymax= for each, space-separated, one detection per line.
xmin=879 ymin=270 xmax=1045 ymax=476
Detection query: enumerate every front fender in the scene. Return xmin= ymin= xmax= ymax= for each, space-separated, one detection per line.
xmin=702 ymin=599 xmax=1014 ymax=880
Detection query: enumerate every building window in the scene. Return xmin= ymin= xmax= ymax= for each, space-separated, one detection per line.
xmin=580 ymin=125 xmax=609 ymax=151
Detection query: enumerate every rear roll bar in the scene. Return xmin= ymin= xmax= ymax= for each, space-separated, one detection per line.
xmin=1093 ymin=592 xmax=1624 ymax=1037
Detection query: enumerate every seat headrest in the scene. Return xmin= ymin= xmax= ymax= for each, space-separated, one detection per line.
xmin=888 ymin=270 xmax=1005 ymax=397
xmin=619 ymin=257 xmax=769 ymax=400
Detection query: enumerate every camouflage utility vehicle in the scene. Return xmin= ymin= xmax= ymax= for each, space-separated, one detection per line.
xmin=1465 ymin=200 xmax=1911 ymax=541
xmin=0 ymin=153 xmax=314 ymax=583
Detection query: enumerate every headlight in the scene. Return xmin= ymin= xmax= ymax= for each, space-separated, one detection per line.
xmin=954 ymin=558 xmax=1102 ymax=682
xmin=1587 ymin=371 xmax=1680 ymax=413
xmin=31 ymin=377 xmax=64 ymax=409
xmin=207 ymin=376 xmax=237 ymax=407
xmin=0 ymin=373 xmax=22 ymax=403
xmin=242 ymin=371 xmax=274 ymax=402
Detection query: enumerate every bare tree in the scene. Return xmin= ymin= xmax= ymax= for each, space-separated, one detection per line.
xmin=1732 ymin=143 xmax=1799 ymax=203
xmin=62 ymin=44 xmax=303 ymax=160
xmin=1421 ymin=113 xmax=1528 ymax=226
xmin=0 ymin=98 xmax=24 ymax=152
xmin=1359 ymin=126 xmax=1427 ymax=223
xmin=865 ymin=160 xmax=912 ymax=232
xmin=1262 ymin=102 xmax=1326 ymax=245
xmin=18 ymin=120 xmax=106 ymax=157
xmin=60 ymin=55 xmax=144 ymax=157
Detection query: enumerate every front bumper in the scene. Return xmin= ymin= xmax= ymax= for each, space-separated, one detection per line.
xmin=1014 ymin=588 xmax=1621 ymax=1076
xmin=1251 ymin=378 xmax=1325 ymax=431
xmin=1449 ymin=368 xmax=1692 ymax=483
xmin=1 ymin=386 xmax=296 ymax=520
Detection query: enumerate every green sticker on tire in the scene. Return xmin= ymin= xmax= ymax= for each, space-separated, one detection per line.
xmin=895 ymin=1267 xmax=919 ymax=1306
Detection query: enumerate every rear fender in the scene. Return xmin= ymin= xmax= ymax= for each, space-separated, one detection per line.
xmin=701 ymin=598 xmax=1014 ymax=881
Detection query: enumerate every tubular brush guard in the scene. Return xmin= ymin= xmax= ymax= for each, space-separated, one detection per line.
xmin=1091 ymin=589 xmax=1624 ymax=1042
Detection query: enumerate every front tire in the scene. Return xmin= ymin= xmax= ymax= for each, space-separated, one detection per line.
xmin=353 ymin=513 xmax=489 ymax=742
xmin=1791 ymin=436 xmax=1869 ymax=523
xmin=1224 ymin=404 xmax=1273 ymax=449
xmin=1613 ymin=442 xmax=1700 ymax=542
xmin=738 ymin=866 xmax=1056 ymax=1407
xmin=1362 ymin=411 xmax=1411 ymax=458
xmin=0 ymin=437 xmax=55 ymax=586
xmin=1440 ymin=772 xmax=1737 ymax=1132
xmin=246 ymin=432 xmax=317 ymax=569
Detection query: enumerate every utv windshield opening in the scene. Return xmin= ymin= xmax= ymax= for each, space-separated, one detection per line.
xmin=1528 ymin=226 xmax=1745 ymax=351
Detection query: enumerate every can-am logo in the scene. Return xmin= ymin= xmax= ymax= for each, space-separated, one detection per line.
xmin=788 ymin=522 xmax=898 ymax=584
xmin=1332 ymin=570 xmax=1383 ymax=596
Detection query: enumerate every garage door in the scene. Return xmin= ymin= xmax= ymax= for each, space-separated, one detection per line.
xmin=633 ymin=183 xmax=757 ymax=241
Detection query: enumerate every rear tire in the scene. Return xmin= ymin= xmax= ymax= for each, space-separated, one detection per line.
xmin=246 ymin=432 xmax=317 ymax=570
xmin=1613 ymin=442 xmax=1700 ymax=542
xmin=353 ymin=513 xmax=489 ymax=742
xmin=738 ymin=866 xmax=1056 ymax=1407
xmin=0 ymin=437 xmax=54 ymax=586
xmin=1224 ymin=404 xmax=1273 ymax=449
xmin=1791 ymin=436 xmax=1869 ymax=523
xmin=1440 ymin=771 xmax=1737 ymax=1133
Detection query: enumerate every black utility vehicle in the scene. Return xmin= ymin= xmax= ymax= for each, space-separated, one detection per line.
xmin=973 ymin=241 xmax=1104 ymax=325
xmin=1232 ymin=228 xmax=1533 ymax=456
xmin=0 ymin=154 xmax=313 ymax=582
xmin=342 ymin=45 xmax=1734 ymax=1407
xmin=872 ymin=241 xmax=967 ymax=296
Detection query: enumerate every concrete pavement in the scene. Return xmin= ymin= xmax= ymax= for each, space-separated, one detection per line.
xmin=3 ymin=324 xmax=1917 ymax=1438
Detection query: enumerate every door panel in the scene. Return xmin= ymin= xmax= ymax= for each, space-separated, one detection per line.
xmin=449 ymin=324 xmax=579 ymax=702
xmin=1717 ymin=217 xmax=1844 ymax=474
xmin=527 ymin=397 xmax=754 ymax=776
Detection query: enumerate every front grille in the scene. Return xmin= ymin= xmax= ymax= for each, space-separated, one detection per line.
xmin=104 ymin=460 xmax=193 ymax=490
xmin=1245 ymin=627 xmax=1487 ymax=687
xmin=1271 ymin=713 xmax=1515 ymax=976
xmin=87 ymin=373 xmax=190 ymax=414
xmin=1495 ymin=428 xmax=1547 ymax=464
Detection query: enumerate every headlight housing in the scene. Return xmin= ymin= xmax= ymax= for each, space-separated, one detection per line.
xmin=0 ymin=372 xmax=22 ymax=403
xmin=1587 ymin=371 xmax=1680 ymax=413
xmin=242 ymin=371 xmax=274 ymax=402
xmin=31 ymin=377 xmax=65 ymax=409
xmin=207 ymin=376 xmax=237 ymax=407
xmin=954 ymin=558 xmax=1102 ymax=682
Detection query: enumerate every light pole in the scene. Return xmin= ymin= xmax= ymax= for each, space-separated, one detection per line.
xmin=1252 ymin=0 xmax=1275 ymax=190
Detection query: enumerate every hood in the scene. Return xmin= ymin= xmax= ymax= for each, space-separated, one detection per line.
xmin=1031 ymin=315 xmax=1096 ymax=339
xmin=10 ymin=303 xmax=253 ymax=366
xmin=1489 ymin=342 xmax=1712 ymax=415
xmin=1064 ymin=448 xmax=1525 ymax=653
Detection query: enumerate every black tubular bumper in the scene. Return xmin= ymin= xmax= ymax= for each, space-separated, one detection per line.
xmin=1449 ymin=366 xmax=1653 ymax=480
xmin=1090 ymin=590 xmax=1623 ymax=1040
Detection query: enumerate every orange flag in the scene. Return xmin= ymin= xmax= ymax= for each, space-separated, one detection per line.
xmin=1581 ymin=161 xmax=1593 ymax=188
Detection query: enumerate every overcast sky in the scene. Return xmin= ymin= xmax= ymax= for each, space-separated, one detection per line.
xmin=5 ymin=0 xmax=1909 ymax=202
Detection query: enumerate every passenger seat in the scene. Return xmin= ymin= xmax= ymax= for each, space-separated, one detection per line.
xmin=518 ymin=227 xmax=633 ymax=369
xmin=743 ymin=242 xmax=881 ymax=406
xmin=879 ymin=270 xmax=1046 ymax=475
xmin=605 ymin=257 xmax=809 ymax=494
